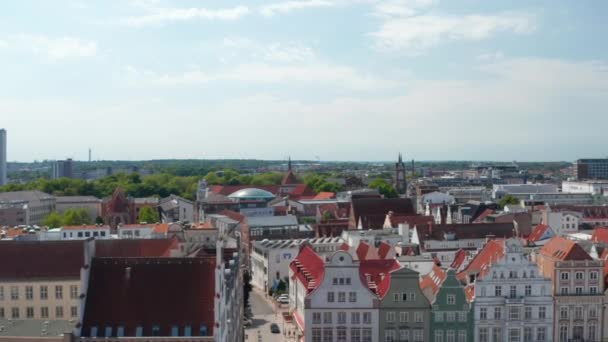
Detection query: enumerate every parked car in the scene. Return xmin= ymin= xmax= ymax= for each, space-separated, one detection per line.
xmin=270 ymin=323 xmax=280 ymax=334
xmin=277 ymin=297 xmax=289 ymax=304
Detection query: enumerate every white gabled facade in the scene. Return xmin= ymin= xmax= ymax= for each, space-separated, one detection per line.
xmin=290 ymin=249 xmax=379 ymax=342
xmin=474 ymin=239 xmax=554 ymax=342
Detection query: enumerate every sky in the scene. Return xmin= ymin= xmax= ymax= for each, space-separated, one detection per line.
xmin=1 ymin=0 xmax=607 ymax=162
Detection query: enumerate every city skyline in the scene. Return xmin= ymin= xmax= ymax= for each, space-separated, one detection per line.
xmin=2 ymin=1 xmax=608 ymax=162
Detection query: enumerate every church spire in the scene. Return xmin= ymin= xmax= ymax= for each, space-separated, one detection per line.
xmin=288 ymin=156 xmax=292 ymax=171
xmin=398 ymin=152 xmax=403 ymax=163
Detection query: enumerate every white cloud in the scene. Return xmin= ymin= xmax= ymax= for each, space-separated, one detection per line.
xmin=260 ymin=0 xmax=338 ymax=17
xmin=124 ymin=62 xmax=395 ymax=90
xmin=217 ymin=37 xmax=316 ymax=63
xmin=373 ymin=0 xmax=435 ymax=18
xmin=125 ymin=5 xmax=249 ymax=26
xmin=2 ymin=34 xmax=97 ymax=60
xmin=372 ymin=12 xmax=535 ymax=53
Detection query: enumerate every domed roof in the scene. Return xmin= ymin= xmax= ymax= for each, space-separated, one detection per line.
xmin=228 ymin=188 xmax=275 ymax=199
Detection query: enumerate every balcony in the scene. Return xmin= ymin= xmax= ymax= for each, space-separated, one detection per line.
xmin=505 ymin=297 xmax=524 ymax=304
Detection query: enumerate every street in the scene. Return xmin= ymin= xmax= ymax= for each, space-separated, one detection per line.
xmin=245 ymin=289 xmax=298 ymax=342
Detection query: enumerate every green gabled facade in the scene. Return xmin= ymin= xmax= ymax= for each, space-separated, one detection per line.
xmin=430 ymin=269 xmax=474 ymax=342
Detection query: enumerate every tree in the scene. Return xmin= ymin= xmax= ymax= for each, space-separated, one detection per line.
xmin=138 ymin=206 xmax=160 ymax=223
xmin=368 ymin=178 xmax=398 ymax=198
xmin=95 ymin=216 xmax=105 ymax=225
xmin=61 ymin=208 xmax=91 ymax=226
xmin=499 ymin=194 xmax=520 ymax=208
xmin=43 ymin=212 xmax=63 ymax=228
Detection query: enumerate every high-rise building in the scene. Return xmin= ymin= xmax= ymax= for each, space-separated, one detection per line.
xmin=51 ymin=158 xmax=74 ymax=179
xmin=0 ymin=128 xmax=6 ymax=186
xmin=575 ymin=158 xmax=608 ymax=180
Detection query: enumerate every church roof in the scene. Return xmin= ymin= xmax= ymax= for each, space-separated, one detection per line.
xmin=282 ymin=170 xmax=298 ymax=185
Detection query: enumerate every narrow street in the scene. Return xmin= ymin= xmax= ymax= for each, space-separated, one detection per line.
xmin=245 ymin=289 xmax=298 ymax=342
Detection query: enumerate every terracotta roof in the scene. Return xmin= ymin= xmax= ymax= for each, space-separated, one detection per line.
xmin=419 ymin=264 xmax=447 ymax=297
xmin=290 ymin=244 xmax=325 ymax=293
xmin=95 ymin=238 xmax=179 ymax=258
xmin=356 ymin=241 xmax=378 ymax=261
xmin=0 ymin=240 xmax=85 ymax=280
xmin=527 ymin=224 xmax=551 ymax=243
xmin=288 ymin=184 xmax=316 ymax=198
xmin=473 ymin=209 xmax=495 ymax=223
xmin=591 ymin=227 xmax=608 ymax=243
xmin=450 ymin=249 xmax=469 ymax=270
xmin=378 ymin=241 xmax=392 ymax=259
xmin=312 ymin=192 xmax=335 ymax=200
xmin=457 ymin=239 xmax=505 ymax=282
xmin=1 ymin=227 xmax=27 ymax=239
xmin=62 ymin=225 xmax=111 ymax=230
xmin=464 ymin=284 xmax=475 ymax=302
xmin=191 ymin=222 xmax=215 ymax=230
xmin=539 ymin=236 xmax=592 ymax=261
xmin=282 ymin=170 xmax=298 ymax=185
xmin=153 ymin=223 xmax=169 ymax=234
xmin=82 ymin=257 xmax=215 ymax=337
xmin=352 ymin=198 xmax=416 ymax=229
xmin=359 ymin=259 xmax=401 ymax=298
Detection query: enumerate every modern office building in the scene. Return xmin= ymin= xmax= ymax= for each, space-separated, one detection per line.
xmin=0 ymin=129 xmax=6 ymax=186
xmin=51 ymin=159 xmax=74 ymax=179
xmin=575 ymin=158 xmax=608 ymax=180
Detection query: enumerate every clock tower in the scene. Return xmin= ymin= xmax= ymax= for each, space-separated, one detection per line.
xmin=395 ymin=153 xmax=407 ymax=195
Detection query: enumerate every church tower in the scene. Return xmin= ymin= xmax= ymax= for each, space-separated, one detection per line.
xmin=395 ymin=153 xmax=407 ymax=195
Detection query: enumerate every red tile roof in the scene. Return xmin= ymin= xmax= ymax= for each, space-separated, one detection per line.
xmin=359 ymin=259 xmax=401 ymax=298
xmin=0 ymin=240 xmax=85 ymax=280
xmin=378 ymin=241 xmax=392 ymax=259
xmin=95 ymin=238 xmax=179 ymax=258
xmin=539 ymin=236 xmax=593 ymax=261
xmin=527 ymin=224 xmax=551 ymax=243
xmin=312 ymin=192 xmax=335 ymax=200
xmin=82 ymin=257 xmax=216 ymax=337
xmin=282 ymin=170 xmax=298 ymax=185
xmin=356 ymin=241 xmax=379 ymax=261
xmin=290 ymin=244 xmax=325 ymax=293
xmin=450 ymin=249 xmax=469 ymax=270
xmin=191 ymin=222 xmax=215 ymax=230
xmin=464 ymin=284 xmax=475 ymax=302
xmin=591 ymin=227 xmax=608 ymax=243
xmin=457 ymin=239 xmax=505 ymax=282
xmin=420 ymin=265 xmax=448 ymax=297
xmin=473 ymin=209 xmax=495 ymax=223
xmin=288 ymin=184 xmax=316 ymax=198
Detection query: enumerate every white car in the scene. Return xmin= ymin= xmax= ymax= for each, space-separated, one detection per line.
xmin=277 ymin=296 xmax=289 ymax=304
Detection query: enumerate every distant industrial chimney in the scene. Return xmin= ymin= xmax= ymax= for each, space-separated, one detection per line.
xmin=88 ymin=148 xmax=92 ymax=162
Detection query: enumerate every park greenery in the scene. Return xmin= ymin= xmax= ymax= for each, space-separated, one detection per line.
xmin=43 ymin=208 xmax=92 ymax=228
xmin=0 ymin=168 xmax=346 ymax=201
xmin=368 ymin=178 xmax=398 ymax=198
xmin=138 ymin=206 xmax=160 ymax=224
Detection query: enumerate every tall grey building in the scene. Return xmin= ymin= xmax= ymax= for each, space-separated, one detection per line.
xmin=51 ymin=158 xmax=74 ymax=179
xmin=0 ymin=129 xmax=6 ymax=186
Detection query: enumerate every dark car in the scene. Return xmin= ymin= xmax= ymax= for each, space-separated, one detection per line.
xmin=270 ymin=323 xmax=280 ymax=334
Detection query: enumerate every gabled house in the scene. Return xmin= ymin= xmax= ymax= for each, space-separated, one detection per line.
xmin=527 ymin=224 xmax=556 ymax=246
xmin=378 ymin=266 xmax=431 ymax=342
xmin=427 ymin=269 xmax=474 ymax=342
xmin=536 ymin=236 xmax=605 ymax=342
